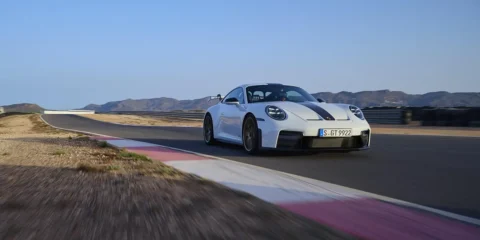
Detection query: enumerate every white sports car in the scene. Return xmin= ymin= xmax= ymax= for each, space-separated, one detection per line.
xmin=203 ymin=83 xmax=371 ymax=154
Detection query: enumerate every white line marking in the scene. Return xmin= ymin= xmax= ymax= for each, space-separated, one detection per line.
xmin=39 ymin=114 xmax=480 ymax=226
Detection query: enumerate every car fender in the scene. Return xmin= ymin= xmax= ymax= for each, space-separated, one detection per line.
xmin=205 ymin=104 xmax=222 ymax=137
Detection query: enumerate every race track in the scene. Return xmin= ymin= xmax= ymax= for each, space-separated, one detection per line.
xmin=42 ymin=114 xmax=480 ymax=219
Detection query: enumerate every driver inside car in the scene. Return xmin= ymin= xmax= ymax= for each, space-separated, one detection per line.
xmin=265 ymin=91 xmax=288 ymax=102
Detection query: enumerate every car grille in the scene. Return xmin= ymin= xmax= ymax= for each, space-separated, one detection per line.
xmin=276 ymin=130 xmax=370 ymax=149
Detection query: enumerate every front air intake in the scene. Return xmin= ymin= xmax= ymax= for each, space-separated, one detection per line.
xmin=277 ymin=131 xmax=303 ymax=148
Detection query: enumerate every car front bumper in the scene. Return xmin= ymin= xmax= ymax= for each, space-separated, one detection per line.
xmin=257 ymin=118 xmax=371 ymax=150
xmin=272 ymin=129 xmax=371 ymax=151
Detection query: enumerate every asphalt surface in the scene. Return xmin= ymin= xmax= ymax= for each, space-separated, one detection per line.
xmin=42 ymin=114 xmax=480 ymax=219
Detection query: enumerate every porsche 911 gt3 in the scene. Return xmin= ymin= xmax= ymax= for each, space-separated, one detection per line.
xmin=203 ymin=83 xmax=371 ymax=154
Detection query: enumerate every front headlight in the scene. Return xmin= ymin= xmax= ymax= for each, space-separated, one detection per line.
xmin=349 ymin=105 xmax=365 ymax=120
xmin=265 ymin=105 xmax=287 ymax=120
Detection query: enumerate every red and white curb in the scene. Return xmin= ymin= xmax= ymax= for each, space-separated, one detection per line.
xmin=88 ymin=135 xmax=480 ymax=240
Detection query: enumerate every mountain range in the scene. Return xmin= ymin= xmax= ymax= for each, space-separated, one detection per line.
xmin=82 ymin=90 xmax=480 ymax=112
xmin=82 ymin=96 xmax=214 ymax=112
xmin=2 ymin=90 xmax=479 ymax=113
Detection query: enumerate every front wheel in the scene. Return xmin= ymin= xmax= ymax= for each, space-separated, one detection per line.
xmin=203 ymin=114 xmax=216 ymax=145
xmin=242 ymin=115 xmax=259 ymax=154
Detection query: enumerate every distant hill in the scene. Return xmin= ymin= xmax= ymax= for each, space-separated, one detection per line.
xmin=311 ymin=90 xmax=480 ymax=108
xmin=83 ymin=90 xmax=480 ymax=112
xmin=1 ymin=103 xmax=44 ymax=113
xmin=82 ymin=97 xmax=217 ymax=112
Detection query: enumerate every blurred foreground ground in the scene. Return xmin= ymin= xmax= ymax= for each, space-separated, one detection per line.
xmin=83 ymin=113 xmax=480 ymax=137
xmin=0 ymin=114 xmax=353 ymax=239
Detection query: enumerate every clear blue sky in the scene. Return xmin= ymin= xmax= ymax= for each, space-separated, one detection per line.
xmin=1 ymin=0 xmax=479 ymax=109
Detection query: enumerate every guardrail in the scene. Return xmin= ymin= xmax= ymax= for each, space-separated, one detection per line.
xmin=44 ymin=110 xmax=95 ymax=115
xmin=421 ymin=108 xmax=480 ymax=127
xmin=362 ymin=108 xmax=411 ymax=125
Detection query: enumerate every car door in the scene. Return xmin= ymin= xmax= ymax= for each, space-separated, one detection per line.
xmin=217 ymin=88 xmax=239 ymax=140
xmin=219 ymin=87 xmax=246 ymax=142
xmin=227 ymin=88 xmax=247 ymax=141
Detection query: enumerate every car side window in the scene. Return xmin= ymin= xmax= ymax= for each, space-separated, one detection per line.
xmin=250 ymin=91 xmax=264 ymax=102
xmin=222 ymin=88 xmax=242 ymax=104
xmin=237 ymin=90 xmax=245 ymax=104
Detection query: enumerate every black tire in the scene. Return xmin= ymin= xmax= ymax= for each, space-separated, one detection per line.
xmin=203 ymin=114 xmax=216 ymax=145
xmin=242 ymin=115 xmax=259 ymax=154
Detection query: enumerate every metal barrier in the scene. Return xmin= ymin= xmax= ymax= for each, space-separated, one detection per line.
xmin=362 ymin=108 xmax=411 ymax=125
xmin=421 ymin=108 xmax=480 ymax=127
xmin=44 ymin=110 xmax=95 ymax=115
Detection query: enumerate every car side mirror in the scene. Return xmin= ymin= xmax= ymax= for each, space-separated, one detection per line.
xmin=225 ymin=97 xmax=240 ymax=105
xmin=317 ymin=98 xmax=326 ymax=103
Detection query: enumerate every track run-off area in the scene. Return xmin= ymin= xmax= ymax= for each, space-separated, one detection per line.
xmin=42 ymin=114 xmax=480 ymax=221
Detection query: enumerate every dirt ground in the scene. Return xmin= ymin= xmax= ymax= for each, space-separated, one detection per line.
xmin=371 ymin=125 xmax=480 ymax=137
xmin=82 ymin=114 xmax=203 ymax=127
xmin=82 ymin=114 xmax=480 ymax=137
xmin=0 ymin=114 xmax=353 ymax=240
xmin=0 ymin=114 xmax=183 ymax=176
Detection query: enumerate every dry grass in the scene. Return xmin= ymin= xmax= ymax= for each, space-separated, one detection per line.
xmin=52 ymin=150 xmax=66 ymax=156
xmin=29 ymin=114 xmax=62 ymax=134
xmin=81 ymin=114 xmax=203 ymax=127
xmin=118 ymin=149 xmax=152 ymax=162
xmin=0 ymin=114 xmax=184 ymax=178
xmin=78 ymin=146 xmax=183 ymax=178
xmin=372 ymin=125 xmax=480 ymax=137
xmin=96 ymin=140 xmax=109 ymax=148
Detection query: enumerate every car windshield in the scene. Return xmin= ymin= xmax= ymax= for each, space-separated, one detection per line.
xmin=246 ymin=84 xmax=317 ymax=103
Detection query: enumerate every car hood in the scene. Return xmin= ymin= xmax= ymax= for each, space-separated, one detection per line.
xmin=265 ymin=101 xmax=349 ymax=120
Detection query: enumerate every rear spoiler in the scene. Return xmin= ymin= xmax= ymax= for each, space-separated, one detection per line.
xmin=209 ymin=94 xmax=223 ymax=102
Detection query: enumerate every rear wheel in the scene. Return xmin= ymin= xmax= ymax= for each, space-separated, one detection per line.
xmin=242 ymin=115 xmax=259 ymax=154
xmin=203 ymin=114 xmax=216 ymax=145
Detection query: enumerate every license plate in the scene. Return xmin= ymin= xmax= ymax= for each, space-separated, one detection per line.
xmin=319 ymin=129 xmax=352 ymax=137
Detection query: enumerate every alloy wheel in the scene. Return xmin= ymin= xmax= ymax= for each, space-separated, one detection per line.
xmin=204 ymin=115 xmax=213 ymax=144
xmin=243 ymin=117 xmax=256 ymax=152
